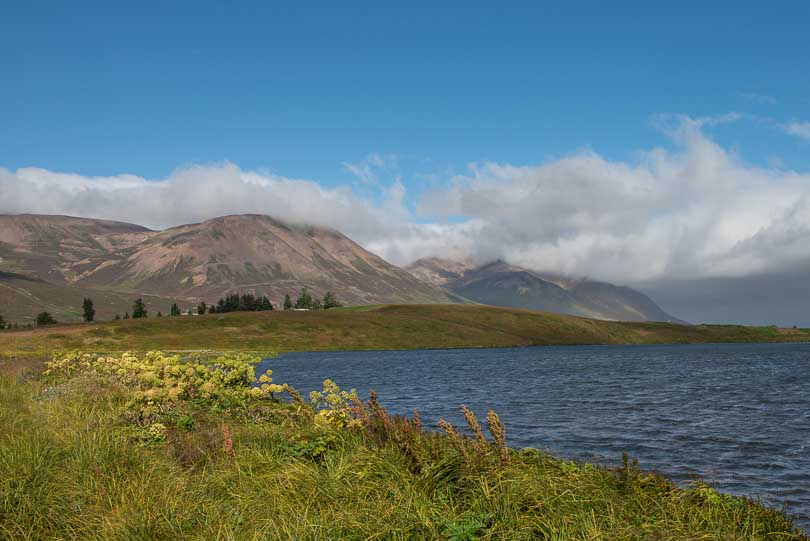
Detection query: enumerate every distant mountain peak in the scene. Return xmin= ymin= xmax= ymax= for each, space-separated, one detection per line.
xmin=406 ymin=257 xmax=682 ymax=323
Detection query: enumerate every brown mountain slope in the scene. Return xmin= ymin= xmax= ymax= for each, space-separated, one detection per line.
xmin=0 ymin=214 xmax=458 ymax=309
xmin=0 ymin=214 xmax=151 ymax=283
xmin=406 ymin=258 xmax=682 ymax=323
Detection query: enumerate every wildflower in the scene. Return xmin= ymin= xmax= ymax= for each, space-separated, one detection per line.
xmin=461 ymin=404 xmax=487 ymax=451
xmin=486 ymin=410 xmax=509 ymax=465
xmin=148 ymin=423 xmax=167 ymax=440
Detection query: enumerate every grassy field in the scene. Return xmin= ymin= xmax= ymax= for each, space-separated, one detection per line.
xmin=1 ymin=304 xmax=809 ymax=358
xmin=0 ymin=351 xmax=803 ymax=540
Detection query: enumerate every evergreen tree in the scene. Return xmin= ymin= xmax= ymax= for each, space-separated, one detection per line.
xmin=114 ymin=314 xmax=121 ymax=320
xmin=208 ymin=305 xmax=216 ymax=314
xmin=322 ymin=291 xmax=342 ymax=309
xmin=156 ymin=311 xmax=163 ymax=317
xmin=0 ymin=315 xmax=5 ymax=330
xmin=123 ymin=312 xmax=130 ymax=320
xmin=197 ymin=301 xmax=207 ymax=315
xmin=208 ymin=293 xmax=273 ymax=313
xmin=170 ymin=303 xmax=181 ymax=317
xmin=36 ymin=312 xmax=56 ymax=326
xmin=258 ymin=295 xmax=274 ymax=311
xmin=294 ymin=288 xmax=314 ymax=309
xmin=132 ymin=298 xmax=147 ymax=319
xmin=82 ymin=297 xmax=95 ymax=322
xmin=283 ymin=294 xmax=292 ymax=310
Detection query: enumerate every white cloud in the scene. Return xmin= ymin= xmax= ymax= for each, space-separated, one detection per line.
xmin=781 ymin=121 xmax=810 ymax=141
xmin=0 ymin=163 xmax=388 ymax=241
xmin=415 ymin=115 xmax=810 ymax=281
xmin=4 ymin=116 xmax=810 ymax=286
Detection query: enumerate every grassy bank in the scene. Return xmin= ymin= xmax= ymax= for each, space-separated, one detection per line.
xmin=0 ymin=352 xmax=803 ymax=540
xmin=1 ymin=304 xmax=809 ymax=358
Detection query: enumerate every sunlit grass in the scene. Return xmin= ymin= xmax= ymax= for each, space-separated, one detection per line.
xmin=1 ymin=304 xmax=809 ymax=360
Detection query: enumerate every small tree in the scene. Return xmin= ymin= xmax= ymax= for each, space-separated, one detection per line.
xmin=114 ymin=314 xmax=121 ymax=320
xmin=322 ymin=291 xmax=342 ymax=309
xmin=294 ymin=288 xmax=314 ymax=309
xmin=123 ymin=312 xmax=130 ymax=320
xmin=135 ymin=299 xmax=148 ymax=318
xmin=156 ymin=311 xmax=163 ymax=317
xmin=0 ymin=315 xmax=5 ymax=329
xmin=82 ymin=297 xmax=95 ymax=322
xmin=170 ymin=303 xmax=181 ymax=317
xmin=283 ymin=294 xmax=292 ymax=310
xmin=36 ymin=312 xmax=56 ymax=326
xmin=132 ymin=298 xmax=147 ymax=319
xmin=197 ymin=301 xmax=207 ymax=315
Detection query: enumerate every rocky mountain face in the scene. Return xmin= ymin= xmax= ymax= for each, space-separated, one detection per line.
xmin=405 ymin=258 xmax=682 ymax=323
xmin=0 ymin=214 xmax=458 ymax=311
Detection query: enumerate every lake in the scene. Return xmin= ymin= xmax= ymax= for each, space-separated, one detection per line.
xmin=256 ymin=343 xmax=810 ymax=530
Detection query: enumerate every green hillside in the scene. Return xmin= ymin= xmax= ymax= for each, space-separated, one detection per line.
xmin=2 ymin=304 xmax=808 ymax=357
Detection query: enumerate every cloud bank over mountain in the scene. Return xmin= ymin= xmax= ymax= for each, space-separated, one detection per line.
xmin=3 ymin=115 xmax=810 ymax=324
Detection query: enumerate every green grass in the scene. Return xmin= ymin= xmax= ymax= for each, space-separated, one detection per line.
xmin=0 ymin=353 xmax=804 ymax=540
xmin=2 ymin=304 xmax=809 ymax=358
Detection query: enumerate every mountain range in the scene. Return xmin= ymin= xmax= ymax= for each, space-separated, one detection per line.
xmin=0 ymin=213 xmax=679 ymax=324
xmin=405 ymin=258 xmax=681 ymax=323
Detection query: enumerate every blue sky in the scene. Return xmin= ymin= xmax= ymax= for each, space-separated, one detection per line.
xmin=2 ymin=1 xmax=809 ymax=185
xmin=4 ymin=1 xmax=810 ymax=324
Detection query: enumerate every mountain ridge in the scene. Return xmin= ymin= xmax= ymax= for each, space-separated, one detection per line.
xmin=0 ymin=213 xmax=459 ymax=320
xmin=405 ymin=257 xmax=683 ymax=323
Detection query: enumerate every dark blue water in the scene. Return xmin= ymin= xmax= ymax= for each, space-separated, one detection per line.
xmin=256 ymin=343 xmax=810 ymax=530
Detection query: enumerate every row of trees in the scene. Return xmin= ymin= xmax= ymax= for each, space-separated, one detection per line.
xmin=282 ymin=288 xmax=342 ymax=310
xmin=208 ymin=293 xmax=274 ymax=314
xmin=0 ymin=311 xmax=58 ymax=329
xmin=1 ymin=289 xmax=344 ymax=329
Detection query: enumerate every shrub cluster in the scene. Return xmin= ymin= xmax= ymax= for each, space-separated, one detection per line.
xmin=41 ymin=351 xmax=512 ymax=473
xmin=42 ymin=352 xmax=284 ymax=430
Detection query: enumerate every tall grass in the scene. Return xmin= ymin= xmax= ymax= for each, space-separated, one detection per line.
xmin=0 ymin=352 xmax=804 ymax=540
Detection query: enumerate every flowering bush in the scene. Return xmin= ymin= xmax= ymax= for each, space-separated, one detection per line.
xmin=42 ymin=351 xmax=284 ymax=424
xmin=308 ymin=379 xmax=361 ymax=428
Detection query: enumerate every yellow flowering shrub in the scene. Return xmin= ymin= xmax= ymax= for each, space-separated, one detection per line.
xmin=42 ymin=351 xmax=284 ymax=424
xmin=309 ymin=379 xmax=361 ymax=428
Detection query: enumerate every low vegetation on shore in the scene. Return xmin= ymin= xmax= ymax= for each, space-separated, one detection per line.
xmin=0 ymin=351 xmax=803 ymax=540
xmin=1 ymin=304 xmax=809 ymax=359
